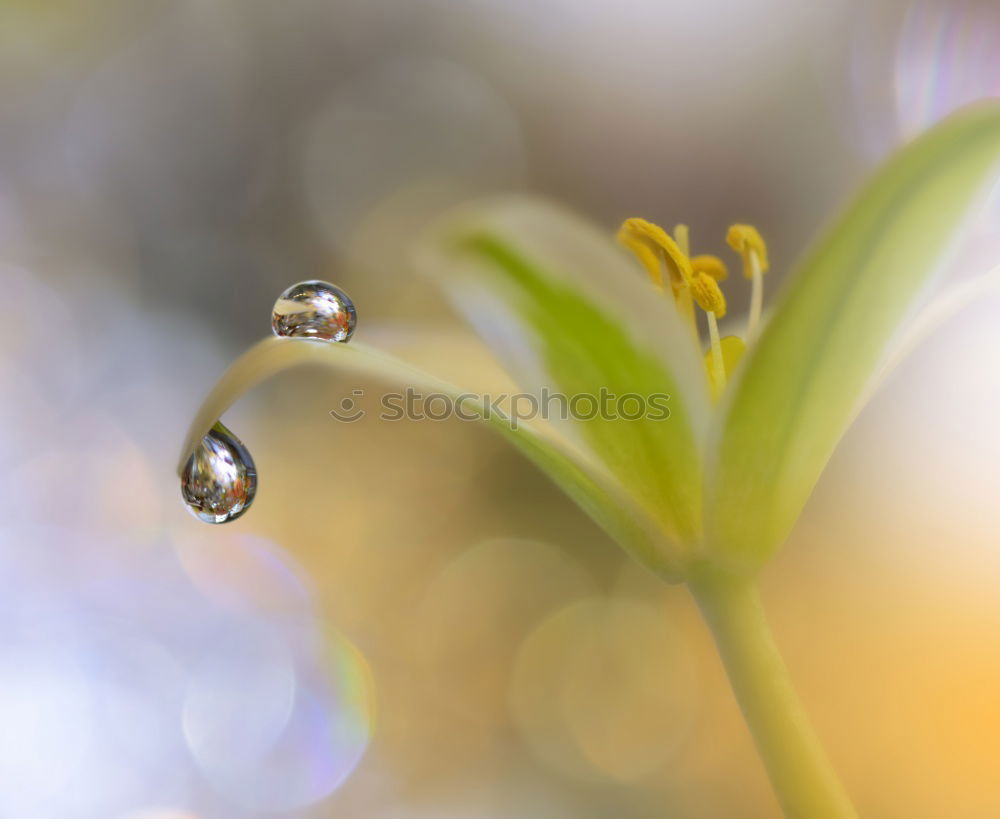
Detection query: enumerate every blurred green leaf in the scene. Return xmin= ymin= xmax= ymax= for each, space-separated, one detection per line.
xmin=706 ymin=103 xmax=1000 ymax=568
xmin=419 ymin=197 xmax=709 ymax=555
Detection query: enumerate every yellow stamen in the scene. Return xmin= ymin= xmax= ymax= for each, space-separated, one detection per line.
xmin=691 ymin=254 xmax=728 ymax=282
xmin=725 ymin=224 xmax=769 ymax=278
xmin=617 ymin=218 xmax=693 ymax=291
xmin=690 ymin=272 xmax=727 ymax=318
xmin=672 ymin=224 xmax=696 ymax=334
xmin=690 ymin=270 xmax=728 ymax=392
xmin=618 ymin=218 xmax=759 ymax=399
xmin=618 ymin=217 xmax=700 ymax=337
xmin=703 ymin=335 xmax=747 ymax=401
xmin=706 ymin=310 xmax=725 ymax=393
xmin=726 ymin=224 xmax=769 ymax=339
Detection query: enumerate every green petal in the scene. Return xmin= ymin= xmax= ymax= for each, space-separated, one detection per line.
xmin=417 ymin=196 xmax=710 ymax=552
xmin=178 ymin=336 xmax=681 ymax=578
xmin=706 ymin=103 xmax=1000 ymax=568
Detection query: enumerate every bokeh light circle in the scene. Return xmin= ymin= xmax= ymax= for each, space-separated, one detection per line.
xmin=510 ymin=597 xmax=700 ymax=783
xmin=183 ymin=624 xmax=374 ymax=812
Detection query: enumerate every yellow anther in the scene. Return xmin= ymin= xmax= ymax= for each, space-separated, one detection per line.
xmin=691 ymin=254 xmax=728 ymax=282
xmin=726 ymin=224 xmax=770 ymax=279
xmin=690 ymin=271 xmax=727 ymax=318
xmin=617 ymin=217 xmax=693 ymax=291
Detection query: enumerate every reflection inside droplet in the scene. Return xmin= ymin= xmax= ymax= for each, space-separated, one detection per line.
xmin=180 ymin=422 xmax=257 ymax=524
xmin=271 ymin=280 xmax=356 ymax=342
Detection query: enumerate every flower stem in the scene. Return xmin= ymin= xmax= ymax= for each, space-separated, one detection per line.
xmin=688 ymin=566 xmax=858 ymax=819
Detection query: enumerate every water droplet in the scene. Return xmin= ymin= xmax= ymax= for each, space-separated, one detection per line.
xmin=181 ymin=422 xmax=257 ymax=524
xmin=271 ymin=281 xmax=356 ymax=342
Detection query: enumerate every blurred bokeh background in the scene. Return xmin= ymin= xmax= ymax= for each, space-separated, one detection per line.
xmin=2 ymin=0 xmax=1000 ymax=816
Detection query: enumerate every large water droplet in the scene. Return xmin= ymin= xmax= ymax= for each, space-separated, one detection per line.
xmin=181 ymin=422 xmax=257 ymax=524
xmin=271 ymin=281 xmax=356 ymax=342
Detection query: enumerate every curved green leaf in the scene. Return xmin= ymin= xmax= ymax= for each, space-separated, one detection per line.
xmin=178 ymin=336 xmax=682 ymax=578
xmin=416 ymin=196 xmax=709 ymax=550
xmin=706 ymin=103 xmax=1000 ymax=568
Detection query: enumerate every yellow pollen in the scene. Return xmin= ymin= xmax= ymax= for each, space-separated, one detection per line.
xmin=690 ymin=272 xmax=727 ymax=318
xmin=725 ymin=224 xmax=769 ymax=279
xmin=618 ymin=217 xmax=754 ymax=398
xmin=691 ymin=254 xmax=728 ymax=282
xmin=617 ymin=217 xmax=693 ymax=290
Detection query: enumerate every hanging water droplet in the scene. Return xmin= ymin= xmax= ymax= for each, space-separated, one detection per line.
xmin=271 ymin=280 xmax=356 ymax=342
xmin=181 ymin=422 xmax=257 ymax=524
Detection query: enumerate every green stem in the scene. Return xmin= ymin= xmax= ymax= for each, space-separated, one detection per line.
xmin=688 ymin=566 xmax=858 ymax=819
